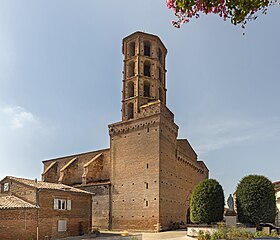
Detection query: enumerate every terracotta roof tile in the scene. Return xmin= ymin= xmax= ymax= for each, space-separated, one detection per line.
xmin=7 ymin=176 xmax=92 ymax=195
xmin=0 ymin=195 xmax=37 ymax=209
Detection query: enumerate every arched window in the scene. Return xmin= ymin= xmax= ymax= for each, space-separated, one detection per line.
xmin=144 ymin=81 xmax=151 ymax=97
xmin=127 ymin=103 xmax=134 ymax=120
xmin=144 ymin=62 xmax=151 ymax=77
xmin=127 ymin=61 xmax=135 ymax=78
xmin=158 ymin=48 xmax=162 ymax=63
xmin=144 ymin=41 xmax=151 ymax=56
xmin=158 ymin=67 xmax=162 ymax=82
xmin=127 ymin=82 xmax=134 ymax=98
xmin=126 ymin=82 xmax=134 ymax=98
xmin=128 ymin=42 xmax=135 ymax=57
xmin=159 ymin=88 xmax=164 ymax=102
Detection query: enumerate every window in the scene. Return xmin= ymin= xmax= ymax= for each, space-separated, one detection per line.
xmin=127 ymin=103 xmax=134 ymax=119
xmin=54 ymin=199 xmax=71 ymax=210
xmin=128 ymin=42 xmax=135 ymax=57
xmin=144 ymin=62 xmax=151 ymax=77
xmin=144 ymin=81 xmax=150 ymax=97
xmin=127 ymin=61 xmax=135 ymax=78
xmin=3 ymin=183 xmax=9 ymax=192
xmin=127 ymin=81 xmax=134 ymax=98
xmin=144 ymin=41 xmax=151 ymax=56
xmin=58 ymin=220 xmax=67 ymax=232
xmin=146 ymin=201 xmax=149 ymax=207
xmin=146 ymin=183 xmax=149 ymax=189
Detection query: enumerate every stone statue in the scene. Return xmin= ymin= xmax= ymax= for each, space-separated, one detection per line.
xmin=227 ymin=194 xmax=234 ymax=211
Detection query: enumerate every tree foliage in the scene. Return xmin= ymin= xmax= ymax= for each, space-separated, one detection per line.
xmin=166 ymin=0 xmax=279 ymax=28
xmin=236 ymin=175 xmax=276 ymax=225
xmin=190 ymin=179 xmax=224 ymax=224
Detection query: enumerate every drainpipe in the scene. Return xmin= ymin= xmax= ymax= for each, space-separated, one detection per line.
xmin=109 ymin=183 xmax=112 ymax=230
xmin=35 ymin=182 xmax=39 ymax=240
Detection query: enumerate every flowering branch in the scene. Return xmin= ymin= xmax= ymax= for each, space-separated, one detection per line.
xmin=166 ymin=0 xmax=279 ymax=28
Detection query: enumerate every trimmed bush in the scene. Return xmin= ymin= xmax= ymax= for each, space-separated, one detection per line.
xmin=190 ymin=179 xmax=224 ymax=224
xmin=236 ymin=175 xmax=276 ymax=225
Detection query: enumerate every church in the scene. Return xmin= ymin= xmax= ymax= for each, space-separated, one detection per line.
xmin=41 ymin=31 xmax=209 ymax=231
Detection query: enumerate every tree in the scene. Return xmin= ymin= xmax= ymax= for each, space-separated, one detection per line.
xmin=190 ymin=179 xmax=224 ymax=224
xmin=236 ymin=175 xmax=276 ymax=225
xmin=166 ymin=0 xmax=279 ymax=28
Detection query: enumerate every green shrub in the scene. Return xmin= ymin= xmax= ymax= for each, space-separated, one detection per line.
xmin=198 ymin=230 xmax=211 ymax=240
xmin=190 ymin=179 xmax=224 ymax=224
xmin=198 ymin=225 xmax=279 ymax=240
xmin=236 ymin=175 xmax=276 ymax=225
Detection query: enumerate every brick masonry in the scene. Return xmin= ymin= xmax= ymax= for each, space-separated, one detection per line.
xmin=0 ymin=177 xmax=92 ymax=239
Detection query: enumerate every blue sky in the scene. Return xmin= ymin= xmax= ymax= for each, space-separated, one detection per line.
xmin=0 ymin=0 xmax=279 ymax=198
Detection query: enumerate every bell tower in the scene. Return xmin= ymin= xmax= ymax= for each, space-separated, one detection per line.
xmin=121 ymin=32 xmax=167 ymax=121
xmin=108 ymin=32 xmax=208 ymax=231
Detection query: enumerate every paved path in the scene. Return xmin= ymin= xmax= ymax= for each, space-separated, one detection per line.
xmin=142 ymin=230 xmax=194 ymax=240
xmin=61 ymin=230 xmax=195 ymax=240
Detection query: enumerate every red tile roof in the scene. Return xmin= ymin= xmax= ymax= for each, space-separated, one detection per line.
xmin=0 ymin=195 xmax=37 ymax=209
xmin=6 ymin=176 xmax=92 ymax=195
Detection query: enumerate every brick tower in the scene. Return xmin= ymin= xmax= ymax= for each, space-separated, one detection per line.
xmin=121 ymin=32 xmax=167 ymax=121
xmin=41 ymin=31 xmax=208 ymax=232
xmin=108 ymin=32 xmax=208 ymax=231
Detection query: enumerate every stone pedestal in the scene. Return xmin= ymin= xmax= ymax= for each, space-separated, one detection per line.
xmin=225 ymin=210 xmax=237 ymax=226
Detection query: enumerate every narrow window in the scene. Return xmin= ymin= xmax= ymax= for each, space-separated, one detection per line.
xmin=127 ymin=103 xmax=134 ymax=119
xmin=128 ymin=42 xmax=135 ymax=57
xmin=61 ymin=200 xmax=66 ymax=210
xmin=146 ymin=163 xmax=149 ymax=169
xmin=146 ymin=201 xmax=149 ymax=207
xmin=144 ymin=41 xmax=151 ymax=56
xmin=146 ymin=183 xmax=149 ymax=189
xmin=144 ymin=81 xmax=150 ymax=97
xmin=127 ymin=61 xmax=135 ymax=78
xmin=127 ymin=81 xmax=134 ymax=98
xmin=144 ymin=62 xmax=151 ymax=77
xmin=3 ymin=183 xmax=9 ymax=192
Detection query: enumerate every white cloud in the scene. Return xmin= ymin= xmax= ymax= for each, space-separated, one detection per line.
xmin=186 ymin=118 xmax=280 ymax=154
xmin=1 ymin=106 xmax=36 ymax=129
xmin=197 ymin=135 xmax=251 ymax=153
xmin=0 ymin=104 xmax=57 ymax=179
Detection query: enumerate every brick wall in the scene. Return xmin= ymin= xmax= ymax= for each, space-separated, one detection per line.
xmin=159 ymin=115 xmax=208 ymax=229
xmin=42 ymin=149 xmax=110 ymax=185
xmin=110 ymin=114 xmax=161 ymax=231
xmin=0 ymin=209 xmax=37 ymax=240
xmin=37 ymin=190 xmax=92 ymax=238
xmin=11 ymin=181 xmax=37 ymax=205
xmin=79 ymin=184 xmax=110 ymax=229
